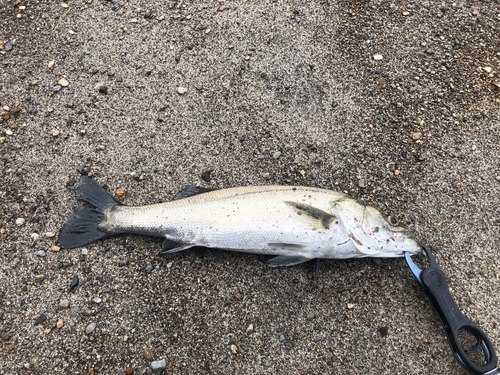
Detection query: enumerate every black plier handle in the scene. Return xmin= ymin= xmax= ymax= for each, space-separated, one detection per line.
xmin=405 ymin=244 xmax=499 ymax=375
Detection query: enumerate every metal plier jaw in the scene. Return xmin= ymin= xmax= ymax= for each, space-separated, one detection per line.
xmin=405 ymin=243 xmax=499 ymax=375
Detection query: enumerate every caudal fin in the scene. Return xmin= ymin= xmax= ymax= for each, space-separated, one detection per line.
xmin=58 ymin=177 xmax=121 ymax=249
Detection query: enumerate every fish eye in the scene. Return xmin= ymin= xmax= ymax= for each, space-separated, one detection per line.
xmin=388 ymin=216 xmax=398 ymax=226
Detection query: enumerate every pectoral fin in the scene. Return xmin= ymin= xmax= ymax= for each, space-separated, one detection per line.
xmin=285 ymin=201 xmax=335 ymax=229
xmin=268 ymin=255 xmax=313 ymax=267
xmin=161 ymin=239 xmax=195 ymax=254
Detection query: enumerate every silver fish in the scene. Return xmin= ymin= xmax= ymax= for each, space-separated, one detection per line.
xmin=59 ymin=177 xmax=421 ymax=267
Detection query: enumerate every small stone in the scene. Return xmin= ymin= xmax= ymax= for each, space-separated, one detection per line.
xmin=115 ymin=188 xmax=127 ymax=200
xmin=50 ymin=129 xmax=60 ymax=137
xmin=219 ymin=5 xmax=226 ymax=11
xmin=246 ymin=324 xmax=254 ymax=333
xmin=36 ymin=250 xmax=46 ymax=257
xmin=0 ymin=137 xmax=5 ymax=144
xmin=85 ymin=322 xmax=96 ymax=334
xmin=60 ymin=299 xmax=70 ymax=309
xmin=358 ymin=179 xmax=366 ymax=188
xmin=57 ymin=319 xmax=64 ymax=329
xmin=377 ymin=77 xmax=387 ymax=85
xmin=46 ymin=232 xmax=56 ymax=237
xmin=61 ymin=3 xmax=68 ymax=7
xmin=167 ymin=262 xmax=173 ymax=269
xmin=143 ymin=348 xmax=154 ymax=361
xmin=230 ymin=344 xmax=237 ymax=354
xmin=5 ymin=129 xmax=13 ymax=136
xmin=70 ymin=277 xmax=79 ymax=290
xmin=48 ymin=60 xmax=55 ymax=68
xmin=11 ymin=107 xmax=20 ymax=115
xmin=93 ymin=297 xmax=102 ymax=304
xmin=5 ymin=44 xmax=13 ymax=52
xmin=53 ymin=85 xmax=62 ymax=92
xmin=16 ymin=218 xmax=25 ymax=226
xmin=176 ymin=87 xmax=188 ymax=94
xmin=51 ymin=245 xmax=61 ymax=252
xmin=146 ymin=265 xmax=153 ymax=273
xmin=34 ymin=275 xmax=46 ymax=283
xmin=34 ymin=314 xmax=47 ymax=325
xmin=403 ymin=11 xmax=410 ymax=15
xmin=99 ymin=86 xmax=108 ymax=94
xmin=347 ymin=303 xmax=355 ymax=309
xmin=417 ymin=153 xmax=427 ymax=161
xmin=58 ymin=78 xmax=69 ymax=87
xmin=130 ymin=18 xmax=138 ymax=23
xmin=81 ymin=248 xmax=88 ymax=255
xmin=70 ymin=307 xmax=79 ymax=318
xmin=279 ymin=334 xmax=285 ymax=342
xmin=126 ymin=368 xmax=134 ymax=375
xmin=373 ymin=54 xmax=383 ymax=61
xmin=306 ymin=312 xmax=315 ymax=320
xmin=426 ymin=49 xmax=435 ymax=55
xmin=394 ymin=170 xmax=401 ymax=176
xmin=412 ymin=132 xmax=422 ymax=140
xmin=151 ymin=359 xmax=167 ymax=371
xmin=273 ymin=151 xmax=281 ymax=159
xmin=2 ymin=112 xmax=10 ymax=121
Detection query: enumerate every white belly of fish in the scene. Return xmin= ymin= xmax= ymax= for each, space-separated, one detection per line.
xmin=103 ymin=186 xmax=361 ymax=259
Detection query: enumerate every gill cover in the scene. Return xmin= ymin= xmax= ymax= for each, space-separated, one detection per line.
xmin=330 ymin=197 xmax=420 ymax=257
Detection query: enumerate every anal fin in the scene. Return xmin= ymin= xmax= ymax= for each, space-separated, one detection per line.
xmin=161 ymin=239 xmax=194 ymax=254
xmin=269 ymin=255 xmax=313 ymax=267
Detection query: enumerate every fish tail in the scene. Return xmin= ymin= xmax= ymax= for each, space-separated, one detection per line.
xmin=58 ymin=177 xmax=121 ymax=249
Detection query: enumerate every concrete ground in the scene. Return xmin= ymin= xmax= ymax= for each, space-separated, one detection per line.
xmin=1 ymin=0 xmax=499 ymax=373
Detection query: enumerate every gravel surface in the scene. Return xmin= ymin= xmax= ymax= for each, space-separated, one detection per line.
xmin=1 ymin=0 xmax=499 ymax=374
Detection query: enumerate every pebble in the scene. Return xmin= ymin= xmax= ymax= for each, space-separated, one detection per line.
xmin=373 ymin=54 xmax=383 ymax=61
xmin=34 ymin=274 xmax=46 ymax=283
xmin=5 ymin=129 xmax=13 ymax=135
xmin=115 ymin=188 xmax=127 ymax=200
xmin=347 ymin=303 xmax=355 ymax=309
xmin=143 ymin=348 xmax=154 ymax=361
xmin=150 ymin=359 xmax=166 ymax=371
xmin=46 ymin=232 xmax=56 ymax=237
xmin=279 ymin=334 xmax=285 ymax=342
xmin=51 ymin=245 xmax=61 ymax=252
xmin=130 ymin=18 xmax=138 ymax=23
xmin=58 ymin=78 xmax=69 ymax=87
xmin=70 ymin=277 xmax=79 ymax=290
xmin=0 ymin=137 xmax=5 ymax=144
xmin=273 ymin=151 xmax=281 ymax=159
xmin=358 ymin=179 xmax=366 ymax=188
xmin=99 ymin=86 xmax=108 ymax=94
xmin=2 ymin=112 xmax=11 ymax=121
xmin=85 ymin=322 xmax=96 ymax=334
xmin=246 ymin=324 xmax=254 ymax=333
xmin=34 ymin=314 xmax=47 ymax=326
xmin=167 ymin=262 xmax=173 ymax=269
xmin=426 ymin=49 xmax=435 ymax=55
xmin=53 ymin=85 xmax=62 ymax=92
xmin=36 ymin=250 xmax=46 ymax=257
xmin=146 ymin=265 xmax=153 ymax=273
xmin=93 ymin=297 xmax=102 ymax=304
xmin=394 ymin=170 xmax=401 ymax=176
xmin=412 ymin=132 xmax=422 ymax=140
xmin=81 ymin=248 xmax=88 ymax=255
xmin=70 ymin=307 xmax=79 ymax=318
xmin=483 ymin=67 xmax=492 ymax=73
xmin=306 ymin=312 xmax=315 ymax=320
xmin=219 ymin=5 xmax=226 ymax=11
xmin=176 ymin=87 xmax=188 ymax=94
xmin=48 ymin=60 xmax=55 ymax=68
xmin=5 ymin=44 xmax=13 ymax=52
xmin=126 ymin=368 xmax=134 ymax=375
xmin=15 ymin=218 xmax=25 ymax=226
xmin=59 ymin=299 xmax=70 ymax=309
xmin=57 ymin=319 xmax=64 ymax=329
xmin=230 ymin=344 xmax=237 ymax=354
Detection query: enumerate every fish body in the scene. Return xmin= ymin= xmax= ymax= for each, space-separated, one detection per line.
xmin=59 ymin=177 xmax=421 ymax=266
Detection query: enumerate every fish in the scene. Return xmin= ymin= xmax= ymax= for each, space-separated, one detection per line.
xmin=58 ymin=177 xmax=421 ymax=268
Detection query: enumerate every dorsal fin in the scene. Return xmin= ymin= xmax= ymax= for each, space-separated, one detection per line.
xmin=284 ymin=201 xmax=335 ymax=229
xmin=173 ymin=186 xmax=216 ymax=200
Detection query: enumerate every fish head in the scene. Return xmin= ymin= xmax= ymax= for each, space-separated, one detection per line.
xmin=330 ymin=197 xmax=421 ymax=257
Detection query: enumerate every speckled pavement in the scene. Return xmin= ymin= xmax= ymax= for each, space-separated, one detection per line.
xmin=1 ymin=0 xmax=499 ymax=374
